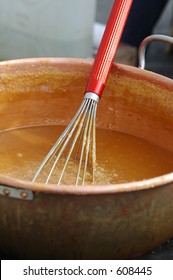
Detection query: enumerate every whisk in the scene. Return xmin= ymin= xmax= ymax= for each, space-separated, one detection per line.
xmin=32 ymin=0 xmax=133 ymax=186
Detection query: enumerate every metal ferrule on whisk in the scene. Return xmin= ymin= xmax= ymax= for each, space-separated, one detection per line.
xmin=84 ymin=92 xmax=100 ymax=103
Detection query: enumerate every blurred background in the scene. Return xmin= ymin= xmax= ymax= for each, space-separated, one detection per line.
xmin=0 ymin=0 xmax=173 ymax=260
xmin=97 ymin=0 xmax=173 ymax=79
xmin=0 ymin=0 xmax=97 ymax=59
xmin=0 ymin=0 xmax=173 ymax=80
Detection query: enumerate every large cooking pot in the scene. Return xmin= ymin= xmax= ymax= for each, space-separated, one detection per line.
xmin=0 ymin=35 xmax=173 ymax=259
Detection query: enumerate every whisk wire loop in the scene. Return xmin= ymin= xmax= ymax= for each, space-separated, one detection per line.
xmin=32 ymin=95 xmax=98 ymax=186
xmin=32 ymin=98 xmax=87 ymax=183
xmin=75 ymin=98 xmax=97 ymax=185
xmin=81 ymin=99 xmax=97 ymax=185
xmin=57 ymin=98 xmax=91 ymax=185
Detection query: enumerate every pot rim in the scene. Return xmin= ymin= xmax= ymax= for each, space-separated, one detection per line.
xmin=0 ymin=57 xmax=173 ymax=195
xmin=0 ymin=172 xmax=173 ymax=195
xmin=0 ymin=57 xmax=173 ymax=89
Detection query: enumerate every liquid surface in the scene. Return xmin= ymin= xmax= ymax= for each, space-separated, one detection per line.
xmin=0 ymin=125 xmax=173 ymax=185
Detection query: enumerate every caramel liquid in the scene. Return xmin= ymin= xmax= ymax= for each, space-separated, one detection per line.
xmin=0 ymin=125 xmax=173 ymax=185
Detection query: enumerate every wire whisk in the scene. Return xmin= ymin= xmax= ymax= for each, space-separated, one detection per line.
xmin=32 ymin=0 xmax=133 ymax=186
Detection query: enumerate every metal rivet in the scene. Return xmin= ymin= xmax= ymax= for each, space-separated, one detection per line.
xmin=3 ymin=188 xmax=10 ymax=196
xmin=20 ymin=192 xmax=28 ymax=199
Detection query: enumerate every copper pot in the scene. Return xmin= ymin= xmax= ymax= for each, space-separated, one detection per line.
xmin=0 ymin=38 xmax=173 ymax=259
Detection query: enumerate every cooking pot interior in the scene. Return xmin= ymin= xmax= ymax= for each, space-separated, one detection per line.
xmin=0 ymin=58 xmax=173 ymax=185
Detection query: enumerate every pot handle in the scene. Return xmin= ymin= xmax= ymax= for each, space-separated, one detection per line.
xmin=138 ymin=34 xmax=173 ymax=69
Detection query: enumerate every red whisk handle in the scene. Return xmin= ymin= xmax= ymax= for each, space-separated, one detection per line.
xmin=85 ymin=0 xmax=133 ymax=97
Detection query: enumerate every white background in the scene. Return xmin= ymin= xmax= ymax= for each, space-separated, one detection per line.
xmin=1 ymin=260 xmax=173 ymax=280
